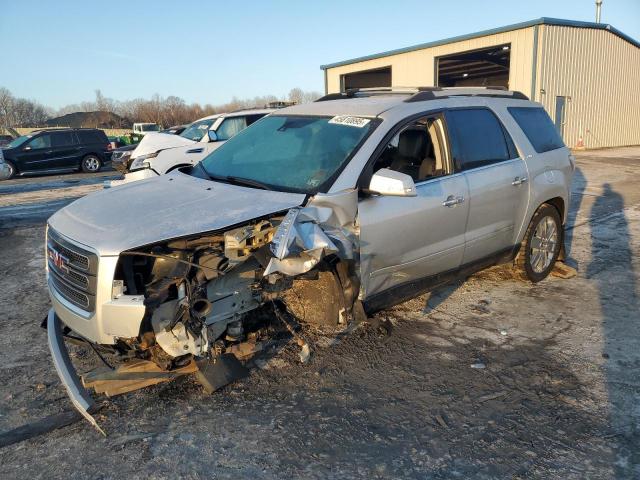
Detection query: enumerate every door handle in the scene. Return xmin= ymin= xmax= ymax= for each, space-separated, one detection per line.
xmin=442 ymin=195 xmax=465 ymax=207
xmin=512 ymin=176 xmax=528 ymax=186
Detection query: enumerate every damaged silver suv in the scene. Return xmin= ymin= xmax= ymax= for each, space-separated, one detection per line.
xmin=45 ymin=87 xmax=573 ymax=429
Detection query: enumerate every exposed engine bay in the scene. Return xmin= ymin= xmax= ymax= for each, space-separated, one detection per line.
xmin=45 ymin=189 xmax=362 ymax=433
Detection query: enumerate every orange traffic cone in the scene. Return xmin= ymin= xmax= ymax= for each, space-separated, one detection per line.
xmin=576 ymin=135 xmax=584 ymax=149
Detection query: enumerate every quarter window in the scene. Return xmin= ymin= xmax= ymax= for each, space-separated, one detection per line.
xmin=508 ymin=107 xmax=565 ymax=153
xmin=446 ymin=109 xmax=513 ymax=171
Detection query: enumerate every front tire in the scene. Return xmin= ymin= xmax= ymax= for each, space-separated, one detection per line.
xmin=81 ymin=155 xmax=102 ymax=173
xmin=515 ymin=204 xmax=562 ymax=282
xmin=3 ymin=161 xmax=16 ymax=179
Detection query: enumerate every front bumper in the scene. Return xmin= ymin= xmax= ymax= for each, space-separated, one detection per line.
xmin=46 ymin=308 xmax=103 ymax=433
xmin=106 ymin=167 xmax=157 ymax=188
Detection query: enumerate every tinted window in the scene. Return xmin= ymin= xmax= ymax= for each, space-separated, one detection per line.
xmin=77 ymin=130 xmax=106 ymax=144
xmin=446 ymin=109 xmax=511 ymax=171
xmin=29 ymin=134 xmax=51 ymax=149
xmin=245 ymin=114 xmax=266 ymax=126
xmin=52 ymin=132 xmax=76 ymax=147
xmin=508 ymin=107 xmax=565 ymax=153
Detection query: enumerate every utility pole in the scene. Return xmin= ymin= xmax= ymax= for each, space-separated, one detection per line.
xmin=596 ymin=0 xmax=603 ymax=23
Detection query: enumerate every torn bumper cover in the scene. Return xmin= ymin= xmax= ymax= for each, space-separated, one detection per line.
xmin=46 ymin=309 xmax=103 ymax=434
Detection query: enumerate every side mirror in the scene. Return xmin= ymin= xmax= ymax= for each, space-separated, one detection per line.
xmin=207 ymin=130 xmax=218 ymax=142
xmin=368 ymin=168 xmax=417 ymax=197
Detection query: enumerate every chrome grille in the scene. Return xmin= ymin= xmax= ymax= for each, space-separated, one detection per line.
xmin=47 ymin=228 xmax=98 ymax=312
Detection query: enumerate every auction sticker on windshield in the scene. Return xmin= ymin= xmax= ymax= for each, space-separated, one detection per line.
xmin=328 ymin=116 xmax=371 ymax=128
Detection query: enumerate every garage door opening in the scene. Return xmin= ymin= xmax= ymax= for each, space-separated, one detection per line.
xmin=341 ymin=66 xmax=391 ymax=91
xmin=437 ymin=44 xmax=510 ymax=88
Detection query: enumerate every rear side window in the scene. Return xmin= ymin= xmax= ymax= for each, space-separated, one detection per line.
xmin=52 ymin=132 xmax=76 ymax=147
xmin=446 ymin=109 xmax=513 ymax=171
xmin=508 ymin=107 xmax=565 ymax=153
xmin=77 ymin=130 xmax=107 ymax=144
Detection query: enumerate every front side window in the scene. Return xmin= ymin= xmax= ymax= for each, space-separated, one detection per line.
xmin=508 ymin=107 xmax=565 ymax=153
xmin=446 ymin=109 xmax=513 ymax=171
xmin=370 ymin=115 xmax=451 ymax=183
xmin=180 ymin=119 xmax=216 ymax=142
xmin=215 ymin=117 xmax=248 ymax=141
xmin=28 ymin=134 xmax=51 ymax=149
xmin=200 ymin=115 xmax=377 ymax=193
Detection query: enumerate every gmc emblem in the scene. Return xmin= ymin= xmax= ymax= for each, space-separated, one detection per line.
xmin=48 ymin=247 xmax=70 ymax=273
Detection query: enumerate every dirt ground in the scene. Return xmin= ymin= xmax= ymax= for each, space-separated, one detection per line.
xmin=0 ymin=148 xmax=639 ymax=479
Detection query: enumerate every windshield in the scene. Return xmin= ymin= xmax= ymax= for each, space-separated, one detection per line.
xmin=6 ymin=135 xmax=30 ymax=149
xmin=200 ymin=115 xmax=377 ymax=193
xmin=180 ymin=119 xmax=216 ymax=142
xmin=141 ymin=124 xmax=159 ymax=132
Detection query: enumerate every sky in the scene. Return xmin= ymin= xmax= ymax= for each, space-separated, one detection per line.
xmin=1 ymin=0 xmax=639 ymax=109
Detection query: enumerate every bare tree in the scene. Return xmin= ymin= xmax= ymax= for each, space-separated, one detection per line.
xmin=288 ymin=87 xmax=304 ymax=104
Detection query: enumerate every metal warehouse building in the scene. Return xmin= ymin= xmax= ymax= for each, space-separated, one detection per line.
xmin=320 ymin=18 xmax=640 ymax=149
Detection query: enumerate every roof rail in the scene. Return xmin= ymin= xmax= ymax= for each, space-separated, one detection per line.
xmin=406 ymin=86 xmax=529 ymax=102
xmin=316 ymin=86 xmax=529 ymax=103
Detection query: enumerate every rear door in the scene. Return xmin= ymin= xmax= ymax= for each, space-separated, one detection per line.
xmin=445 ymin=108 xmax=529 ymax=264
xmin=50 ymin=131 xmax=79 ymax=168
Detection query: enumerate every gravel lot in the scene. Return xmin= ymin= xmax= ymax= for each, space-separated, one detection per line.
xmin=0 ymin=149 xmax=639 ymax=479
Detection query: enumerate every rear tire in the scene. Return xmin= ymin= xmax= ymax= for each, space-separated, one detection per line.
xmin=81 ymin=155 xmax=102 ymax=173
xmin=515 ymin=203 xmax=562 ymax=282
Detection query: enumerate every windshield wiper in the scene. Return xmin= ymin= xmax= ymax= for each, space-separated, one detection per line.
xmin=224 ymin=176 xmax=272 ymax=191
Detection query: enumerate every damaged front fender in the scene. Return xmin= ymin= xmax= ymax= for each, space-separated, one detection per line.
xmin=264 ymin=189 xmax=359 ymax=276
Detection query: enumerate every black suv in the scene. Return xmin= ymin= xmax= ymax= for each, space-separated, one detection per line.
xmin=0 ymin=128 xmax=111 ymax=179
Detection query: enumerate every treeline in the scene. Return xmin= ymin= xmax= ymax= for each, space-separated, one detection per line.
xmin=0 ymin=87 xmax=51 ymax=127
xmin=0 ymin=87 xmax=322 ymax=128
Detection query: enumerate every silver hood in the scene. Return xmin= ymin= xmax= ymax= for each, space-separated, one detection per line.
xmin=48 ymin=171 xmax=307 ymax=256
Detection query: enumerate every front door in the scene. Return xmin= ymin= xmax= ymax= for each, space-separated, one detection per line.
xmin=16 ymin=133 xmax=53 ymax=171
xmin=445 ymin=108 xmax=529 ymax=264
xmin=358 ymin=114 xmax=469 ymax=299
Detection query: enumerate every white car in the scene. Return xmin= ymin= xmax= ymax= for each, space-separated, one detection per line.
xmin=110 ymin=109 xmax=273 ymax=187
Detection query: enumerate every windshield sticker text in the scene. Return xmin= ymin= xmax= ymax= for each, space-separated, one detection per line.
xmin=328 ymin=116 xmax=371 ymax=128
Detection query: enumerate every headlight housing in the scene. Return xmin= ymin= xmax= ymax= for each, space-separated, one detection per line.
xmin=130 ymin=152 xmax=158 ymax=170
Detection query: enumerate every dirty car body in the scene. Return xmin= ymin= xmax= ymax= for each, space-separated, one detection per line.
xmin=46 ymin=87 xmax=573 ymax=427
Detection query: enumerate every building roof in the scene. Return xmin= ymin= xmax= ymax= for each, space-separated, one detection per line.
xmin=320 ymin=17 xmax=640 ymax=70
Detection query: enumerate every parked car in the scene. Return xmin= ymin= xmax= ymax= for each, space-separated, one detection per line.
xmin=110 ymin=109 xmax=272 ymax=187
xmin=45 ymin=87 xmax=574 ymax=428
xmin=0 ymin=128 xmax=111 ymax=179
xmin=110 ymin=144 xmax=138 ymax=173
xmin=131 ymin=122 xmax=160 ymax=143
xmin=0 ymin=134 xmax=14 ymax=147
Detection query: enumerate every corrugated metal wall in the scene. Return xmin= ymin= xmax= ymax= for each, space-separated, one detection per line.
xmin=325 ymin=28 xmax=536 ymax=96
xmin=536 ymin=25 xmax=640 ymax=148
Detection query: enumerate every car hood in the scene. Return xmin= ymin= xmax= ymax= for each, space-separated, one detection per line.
xmin=131 ymin=132 xmax=197 ymax=159
xmin=48 ymin=170 xmax=307 ymax=256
